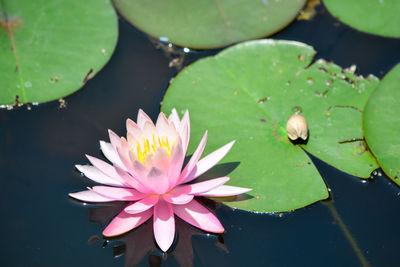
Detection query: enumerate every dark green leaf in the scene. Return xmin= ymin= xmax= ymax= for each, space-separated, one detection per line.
xmin=324 ymin=0 xmax=400 ymax=38
xmin=364 ymin=64 xmax=400 ymax=184
xmin=113 ymin=0 xmax=306 ymax=49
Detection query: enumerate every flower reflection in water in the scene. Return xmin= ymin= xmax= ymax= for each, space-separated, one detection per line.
xmin=86 ymin=200 xmax=228 ymax=266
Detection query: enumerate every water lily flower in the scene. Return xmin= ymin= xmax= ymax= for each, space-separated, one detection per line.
xmin=69 ymin=109 xmax=251 ymax=252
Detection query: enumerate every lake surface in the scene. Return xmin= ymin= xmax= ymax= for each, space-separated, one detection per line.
xmin=1 ymin=3 xmax=400 ymax=266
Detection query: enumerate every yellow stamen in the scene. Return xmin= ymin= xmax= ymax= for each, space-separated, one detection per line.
xmin=134 ymin=134 xmax=173 ymax=164
xmin=152 ymin=134 xmax=157 ymax=152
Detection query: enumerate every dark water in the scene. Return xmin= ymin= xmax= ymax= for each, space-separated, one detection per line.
xmin=1 ymin=3 xmax=400 ymax=266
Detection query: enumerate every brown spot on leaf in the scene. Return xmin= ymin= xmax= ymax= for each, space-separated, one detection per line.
xmin=273 ymin=122 xmax=282 ymax=141
xmin=257 ymin=96 xmax=270 ymax=103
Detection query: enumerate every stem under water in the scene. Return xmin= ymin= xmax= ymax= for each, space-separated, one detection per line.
xmin=324 ymin=201 xmax=370 ymax=267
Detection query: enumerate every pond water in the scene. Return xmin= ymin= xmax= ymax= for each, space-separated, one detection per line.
xmin=1 ymin=3 xmax=400 ymax=266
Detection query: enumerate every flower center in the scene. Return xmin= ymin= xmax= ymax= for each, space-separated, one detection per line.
xmin=135 ymin=133 xmax=173 ymax=164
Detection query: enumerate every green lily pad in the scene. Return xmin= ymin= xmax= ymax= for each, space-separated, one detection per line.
xmin=0 ymin=0 xmax=118 ymax=105
xmin=323 ymin=0 xmax=400 ymax=38
xmin=113 ymin=0 xmax=306 ymax=49
xmin=364 ymin=64 xmax=400 ymax=184
xmin=162 ymin=40 xmax=379 ymax=212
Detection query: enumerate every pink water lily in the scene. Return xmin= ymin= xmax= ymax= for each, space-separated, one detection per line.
xmin=69 ymin=109 xmax=251 ymax=252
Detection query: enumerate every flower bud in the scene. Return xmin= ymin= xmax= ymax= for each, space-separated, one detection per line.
xmin=286 ymin=114 xmax=308 ymax=141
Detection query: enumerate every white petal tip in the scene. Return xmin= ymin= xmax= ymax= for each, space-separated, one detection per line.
xmin=241 ymin=188 xmax=252 ymax=194
xmin=159 ymin=245 xmax=170 ymax=252
xmin=123 ymin=208 xmax=138 ymax=214
xmin=156 ymin=235 xmax=174 ymax=252
xmin=68 ymin=192 xmax=82 ymax=200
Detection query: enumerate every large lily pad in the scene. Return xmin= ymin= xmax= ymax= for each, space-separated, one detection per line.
xmin=162 ymin=40 xmax=379 ymax=212
xmin=323 ymin=0 xmax=400 ymax=38
xmin=113 ymin=0 xmax=306 ymax=49
xmin=364 ymin=64 xmax=400 ymax=185
xmin=0 ymin=0 xmax=118 ymax=105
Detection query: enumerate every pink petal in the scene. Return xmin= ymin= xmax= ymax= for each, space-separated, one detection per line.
xmin=153 ymin=200 xmax=175 ymax=252
xmin=108 ymin=129 xmax=121 ymax=150
xmin=179 ymin=131 xmax=207 ymax=183
xmin=113 ymin=165 xmax=140 ymax=189
xmin=131 ymin=159 xmax=149 ymax=179
xmin=119 ymin=159 xmax=151 ymax=193
xmin=100 ymin=141 xmax=124 ymax=168
xmin=75 ymin=164 xmax=125 ymax=187
xmin=137 ymin=109 xmax=153 ymax=129
xmin=183 ymin=141 xmax=235 ymax=183
xmin=115 ymin=165 xmax=150 ymax=194
xmin=146 ymin=167 xmax=169 ymax=194
xmin=167 ymin=141 xmax=185 ymax=188
xmin=86 ymin=155 xmax=125 ymax=185
xmin=149 ymin=148 xmax=170 ymax=174
xmin=197 ymin=185 xmax=252 ymax=197
xmin=168 ymin=108 xmax=180 ymax=128
xmin=155 ymin=112 xmax=179 ymax=143
xmin=116 ymin=143 xmax=134 ymax=171
xmin=126 ymin=118 xmax=143 ymax=140
xmin=116 ymin=159 xmax=152 ymax=194
xmin=142 ymin=121 xmax=157 ymax=140
xmin=128 ymin=149 xmax=139 ymax=164
xmin=125 ymin=195 xmax=159 ymax=214
xmin=179 ymin=110 xmax=190 ymax=153
xmin=181 ymin=177 xmax=230 ymax=195
xmin=163 ymin=191 xmax=194 ymax=205
xmin=92 ymin=186 xmax=146 ymax=201
xmin=103 ymin=209 xmax=153 ymax=237
xmin=155 ymin=112 xmax=170 ymax=132
xmin=69 ymin=190 xmax=115 ymax=202
xmin=173 ymin=199 xmax=224 ymax=233
xmin=127 ymin=132 xmax=139 ymax=148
